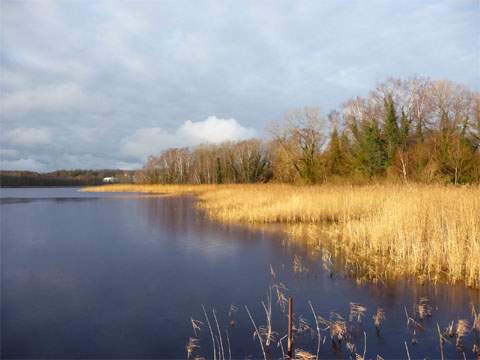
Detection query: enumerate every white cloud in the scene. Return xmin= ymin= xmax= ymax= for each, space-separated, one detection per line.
xmin=122 ymin=116 xmax=257 ymax=160
xmin=4 ymin=127 xmax=52 ymax=146
xmin=1 ymin=83 xmax=84 ymax=115
xmin=178 ymin=116 xmax=256 ymax=144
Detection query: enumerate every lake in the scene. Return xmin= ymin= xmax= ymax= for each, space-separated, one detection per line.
xmin=1 ymin=187 xmax=478 ymax=359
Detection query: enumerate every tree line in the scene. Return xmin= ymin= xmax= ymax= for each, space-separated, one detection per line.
xmin=0 ymin=170 xmax=134 ymax=187
xmin=137 ymin=77 xmax=480 ymax=185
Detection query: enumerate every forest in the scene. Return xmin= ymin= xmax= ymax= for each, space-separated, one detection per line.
xmin=137 ymin=77 xmax=480 ymax=185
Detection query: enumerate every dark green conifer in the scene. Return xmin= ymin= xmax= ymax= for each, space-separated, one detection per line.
xmin=399 ymin=109 xmax=410 ymax=150
xmin=384 ymin=95 xmax=399 ymax=164
xmin=360 ymin=119 xmax=387 ymax=177
xmin=327 ymin=126 xmax=346 ymax=176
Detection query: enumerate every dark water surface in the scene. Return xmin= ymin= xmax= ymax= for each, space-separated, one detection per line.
xmin=1 ymin=188 xmax=478 ymax=359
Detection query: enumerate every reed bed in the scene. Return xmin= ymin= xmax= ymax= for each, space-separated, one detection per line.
xmin=82 ymin=183 xmax=480 ymax=288
xmin=187 ymin=270 xmax=480 ymax=359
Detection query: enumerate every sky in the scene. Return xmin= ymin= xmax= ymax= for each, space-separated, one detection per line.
xmin=1 ymin=0 xmax=479 ymax=171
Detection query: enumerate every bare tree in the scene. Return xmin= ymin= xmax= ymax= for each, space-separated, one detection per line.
xmin=270 ymin=107 xmax=326 ymax=183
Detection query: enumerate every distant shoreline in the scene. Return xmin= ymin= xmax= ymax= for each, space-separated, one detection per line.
xmin=0 ymin=185 xmax=84 ymax=188
xmin=0 ymin=170 xmax=136 ymax=187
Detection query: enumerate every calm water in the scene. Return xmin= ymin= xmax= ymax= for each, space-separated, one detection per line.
xmin=1 ymin=187 xmax=478 ymax=359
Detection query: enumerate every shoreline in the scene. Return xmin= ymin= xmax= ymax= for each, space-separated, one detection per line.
xmin=82 ymin=183 xmax=480 ymax=289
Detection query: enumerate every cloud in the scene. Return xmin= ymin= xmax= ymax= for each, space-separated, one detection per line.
xmin=0 ymin=148 xmax=20 ymax=158
xmin=0 ymin=158 xmax=46 ymax=171
xmin=122 ymin=116 xmax=256 ymax=160
xmin=178 ymin=116 xmax=256 ymax=144
xmin=122 ymin=127 xmax=171 ymax=160
xmin=0 ymin=1 xmax=477 ymax=170
xmin=1 ymin=84 xmax=84 ymax=115
xmin=4 ymin=127 xmax=52 ymax=146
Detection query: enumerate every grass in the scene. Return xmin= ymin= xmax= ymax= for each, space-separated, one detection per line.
xmin=82 ymin=183 xmax=480 ymax=288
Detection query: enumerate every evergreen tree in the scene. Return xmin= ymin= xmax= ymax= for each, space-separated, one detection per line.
xmin=384 ymin=95 xmax=399 ymax=164
xmin=339 ymin=131 xmax=352 ymax=173
xmin=359 ymin=120 xmax=387 ymax=177
xmin=399 ymin=109 xmax=410 ymax=150
xmin=326 ymin=126 xmax=347 ymax=176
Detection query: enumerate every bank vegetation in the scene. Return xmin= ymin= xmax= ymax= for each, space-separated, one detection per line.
xmin=84 ymin=77 xmax=480 ymax=288
xmin=134 ymin=78 xmax=480 ymax=186
xmin=83 ymin=183 xmax=480 ymax=288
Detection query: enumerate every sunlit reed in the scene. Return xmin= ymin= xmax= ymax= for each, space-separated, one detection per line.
xmin=83 ymin=183 xmax=480 ymax=288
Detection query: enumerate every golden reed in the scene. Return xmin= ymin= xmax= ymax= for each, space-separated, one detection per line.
xmin=83 ymin=184 xmax=480 ymax=288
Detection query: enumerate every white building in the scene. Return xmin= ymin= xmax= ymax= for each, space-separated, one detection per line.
xmin=102 ymin=177 xmax=116 ymax=183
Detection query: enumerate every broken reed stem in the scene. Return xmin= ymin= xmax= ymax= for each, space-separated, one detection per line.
xmin=436 ymin=323 xmax=445 ymax=360
xmin=405 ymin=341 xmax=411 ymax=360
xmin=362 ymin=331 xmax=367 ymax=360
xmin=245 ymin=305 xmax=267 ymax=360
xmin=288 ymin=297 xmax=294 ymax=358
xmin=308 ymin=300 xmax=321 ymax=360
xmin=261 ymin=286 xmax=273 ymax=347
xmin=278 ymin=334 xmax=287 ymax=360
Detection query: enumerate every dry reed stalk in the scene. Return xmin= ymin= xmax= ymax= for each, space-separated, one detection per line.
xmin=308 ymin=301 xmax=321 ymax=360
xmin=472 ymin=305 xmax=480 ymax=332
xmin=186 ymin=337 xmax=199 ymax=359
xmin=84 ymin=183 xmax=480 ymax=288
xmin=295 ymin=349 xmax=316 ymax=359
xmin=191 ymin=317 xmax=203 ymax=337
xmin=417 ymin=298 xmax=432 ymax=320
xmin=277 ymin=334 xmax=287 ymax=360
xmin=456 ymin=319 xmax=470 ymax=351
xmin=446 ymin=321 xmax=455 ymax=337
xmin=225 ymin=329 xmax=231 ymax=360
xmin=373 ymin=308 xmax=386 ymax=334
xmin=212 ymin=309 xmax=225 ymax=360
xmin=244 ymin=305 xmax=267 ymax=360
xmin=296 ymin=315 xmax=312 ymax=336
xmin=358 ymin=331 xmax=367 ymax=360
xmin=329 ymin=312 xmax=347 ymax=346
xmin=293 ymin=255 xmax=309 ymax=273
xmin=405 ymin=341 xmax=411 ymax=360
xmin=201 ymin=305 xmax=216 ymax=360
xmin=273 ymin=282 xmax=288 ymax=313
xmin=436 ymin=323 xmax=446 ymax=360
xmin=346 ymin=340 xmax=356 ymax=355
xmin=349 ymin=303 xmax=367 ymax=323
xmin=260 ymin=287 xmax=274 ymax=346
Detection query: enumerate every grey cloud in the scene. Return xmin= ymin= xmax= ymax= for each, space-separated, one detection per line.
xmin=3 ymin=127 xmax=52 ymax=146
xmin=0 ymin=0 xmax=478 ymax=171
